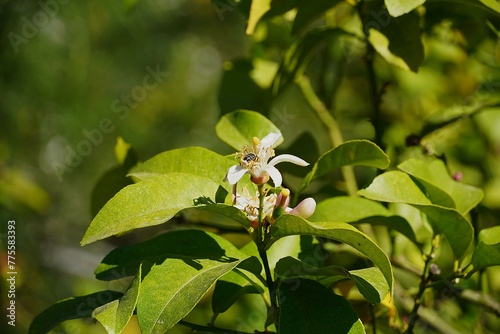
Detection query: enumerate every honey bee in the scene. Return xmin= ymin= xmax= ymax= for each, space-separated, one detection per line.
xmin=243 ymin=152 xmax=258 ymax=163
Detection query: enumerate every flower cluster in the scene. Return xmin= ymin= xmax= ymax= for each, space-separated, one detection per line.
xmin=226 ymin=132 xmax=316 ymax=228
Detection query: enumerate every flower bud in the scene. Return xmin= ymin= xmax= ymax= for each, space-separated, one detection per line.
xmin=287 ymin=197 xmax=316 ymax=219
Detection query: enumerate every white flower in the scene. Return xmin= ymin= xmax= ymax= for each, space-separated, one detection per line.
xmin=225 ymin=132 xmax=309 ymax=187
xmin=234 ymin=187 xmax=277 ymax=222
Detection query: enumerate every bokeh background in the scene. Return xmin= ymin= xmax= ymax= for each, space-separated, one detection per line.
xmin=1 ymin=0 xmax=500 ymax=333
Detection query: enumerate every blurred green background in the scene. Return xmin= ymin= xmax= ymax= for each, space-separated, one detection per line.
xmin=1 ymin=0 xmax=500 ymax=333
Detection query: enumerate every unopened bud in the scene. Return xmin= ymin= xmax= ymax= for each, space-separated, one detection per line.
xmin=287 ymin=198 xmax=316 ymax=219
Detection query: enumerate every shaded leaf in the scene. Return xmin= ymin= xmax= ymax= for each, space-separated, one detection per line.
xmin=182 ymin=204 xmax=251 ymax=229
xmin=469 ymin=226 xmax=500 ymax=273
xmin=300 ymin=140 xmax=389 ymax=193
xmin=93 ymin=265 xmax=142 ymax=333
xmin=29 ymin=291 xmax=123 ymax=334
xmin=278 ymin=278 xmax=366 ymax=334
xmin=292 ymin=0 xmax=344 ymax=34
xmin=95 ymin=229 xmax=249 ymax=281
xmin=216 ymin=110 xmax=283 ymax=150
xmin=310 ymin=196 xmax=420 ymax=246
xmin=81 ymin=173 xmax=221 ymax=245
xmin=137 ymin=258 xmax=242 ymax=333
xmin=269 ymin=215 xmax=393 ymax=297
xmin=212 ymin=270 xmax=262 ymax=314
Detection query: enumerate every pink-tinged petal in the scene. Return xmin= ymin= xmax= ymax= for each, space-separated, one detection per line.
xmin=226 ymin=165 xmax=247 ymax=185
xmin=269 ymin=154 xmax=309 ymax=167
xmin=260 ymin=132 xmax=282 ymax=147
xmin=265 ymin=165 xmax=282 ymax=187
xmin=288 ymin=198 xmax=316 ymax=219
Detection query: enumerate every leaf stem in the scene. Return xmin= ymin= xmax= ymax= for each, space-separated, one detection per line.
xmin=179 ymin=320 xmax=256 ymax=334
xmin=404 ymin=234 xmax=440 ymax=333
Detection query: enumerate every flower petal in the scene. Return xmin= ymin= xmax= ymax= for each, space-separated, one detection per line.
xmin=260 ymin=132 xmax=282 ymax=148
xmin=265 ymin=165 xmax=282 ymax=187
xmin=269 ymin=154 xmax=309 ymax=167
xmin=226 ymin=165 xmax=247 ymax=185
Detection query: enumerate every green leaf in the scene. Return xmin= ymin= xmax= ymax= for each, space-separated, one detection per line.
xmin=29 ymin=291 xmax=123 ymax=334
xmin=365 ymin=9 xmax=424 ymax=71
xmin=246 ymin=0 xmax=271 ymax=35
xmin=358 ymin=171 xmax=474 ymax=258
xmin=215 ymin=110 xmax=283 ymax=150
xmin=292 ymin=0 xmax=344 ymax=34
xmin=94 ymin=229 xmax=248 ymax=281
xmin=278 ymin=278 xmax=366 ymax=334
xmin=480 ymin=0 xmax=500 ymax=14
xmin=93 ymin=265 xmax=142 ymax=333
xmin=269 ymin=215 xmax=393 ymax=298
xmin=275 ymin=257 xmax=388 ymax=303
xmin=310 ymin=196 xmax=419 ymax=246
xmin=212 ymin=270 xmax=262 ymax=314
xmin=469 ymin=226 xmax=500 ymax=273
xmin=91 ymin=139 xmax=138 ymax=217
xmin=137 ymin=258 xmax=242 ymax=334
xmin=182 ymin=204 xmax=251 ymax=229
xmin=300 ymin=140 xmax=389 ymax=193
xmin=81 ymin=173 xmax=221 ymax=245
xmin=398 ymin=158 xmax=483 ymax=215
xmin=385 ymin=0 xmax=426 ymax=17
xmin=129 ymin=146 xmax=231 ymax=183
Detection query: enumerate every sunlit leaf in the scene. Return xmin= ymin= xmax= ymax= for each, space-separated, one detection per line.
xmin=81 ymin=173 xmax=222 ymax=245
xmin=269 ymin=215 xmax=393 ymax=297
xmin=385 ymin=0 xmax=426 ymax=17
xmin=398 ymin=158 xmax=483 ymax=215
xmin=300 ymin=140 xmax=389 ymax=193
xmin=94 ymin=229 xmax=249 ymax=280
xmin=358 ymin=171 xmax=474 ymax=258
xmin=469 ymin=226 xmax=500 ymax=273
xmin=93 ymin=265 xmax=142 ymax=333
xmin=215 ymin=110 xmax=283 ymax=150
xmin=310 ymin=196 xmax=419 ymax=246
xmin=278 ymin=278 xmax=366 ymax=333
xmin=137 ymin=258 xmax=242 ymax=333
xmin=246 ymin=0 xmax=271 ymax=35
xmin=29 ymin=291 xmax=123 ymax=334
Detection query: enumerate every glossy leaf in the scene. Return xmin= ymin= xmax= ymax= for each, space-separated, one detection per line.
xmin=81 ymin=173 xmax=221 ymax=245
xmin=469 ymin=226 xmax=500 ymax=273
xmin=269 ymin=215 xmax=393 ymax=297
xmin=137 ymin=258 xmax=242 ymax=333
xmin=310 ymin=196 xmax=419 ymax=246
xmin=480 ymin=0 xmax=500 ymax=14
xmin=94 ymin=229 xmax=249 ymax=281
xmin=29 ymin=291 xmax=123 ymax=334
xmin=93 ymin=265 xmax=142 ymax=333
xmin=278 ymin=278 xmax=366 ymax=334
xmin=385 ymin=0 xmax=426 ymax=17
xmin=215 ymin=110 xmax=283 ymax=150
xmin=300 ymin=140 xmax=389 ymax=193
xmin=358 ymin=171 xmax=474 ymax=258
xmin=398 ymin=158 xmax=483 ymax=215
xmin=182 ymin=204 xmax=251 ymax=229
xmin=275 ymin=256 xmax=388 ymax=303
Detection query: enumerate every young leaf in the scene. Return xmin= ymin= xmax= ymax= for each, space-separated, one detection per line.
xmin=137 ymin=258 xmax=242 ymax=334
xmin=246 ymin=0 xmax=271 ymax=35
xmin=358 ymin=171 xmax=474 ymax=258
xmin=215 ymin=110 xmax=283 ymax=150
xmin=93 ymin=265 xmax=142 ymax=333
xmin=300 ymin=140 xmax=389 ymax=193
xmin=81 ymin=173 xmax=221 ymax=245
xmin=310 ymin=196 xmax=419 ymax=246
xmin=398 ymin=158 xmax=483 ymax=215
xmin=29 ymin=291 xmax=123 ymax=334
xmin=385 ymin=0 xmax=426 ymax=17
xmin=277 ymin=278 xmax=366 ymax=334
xmin=269 ymin=215 xmax=393 ymax=298
xmin=95 ymin=229 xmax=248 ymax=280
xmin=468 ymin=226 xmax=500 ymax=274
